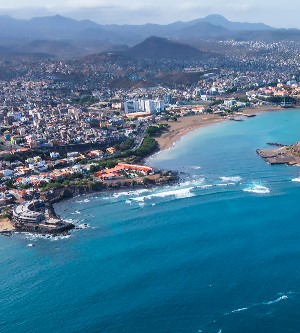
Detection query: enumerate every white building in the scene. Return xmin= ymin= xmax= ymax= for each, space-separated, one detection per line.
xmin=124 ymin=100 xmax=140 ymax=114
xmin=224 ymin=99 xmax=237 ymax=108
xmin=124 ymin=99 xmax=165 ymax=114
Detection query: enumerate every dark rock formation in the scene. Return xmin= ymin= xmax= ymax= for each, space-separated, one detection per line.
xmin=257 ymin=142 xmax=300 ymax=165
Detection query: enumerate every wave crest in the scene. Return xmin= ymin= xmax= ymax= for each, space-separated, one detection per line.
xmin=243 ymin=183 xmax=270 ymax=194
xmin=220 ymin=176 xmax=242 ymax=183
xmin=132 ymin=187 xmax=195 ymax=202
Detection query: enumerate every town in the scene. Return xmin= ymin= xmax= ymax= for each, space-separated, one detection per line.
xmin=1 ymin=37 xmax=300 ymax=234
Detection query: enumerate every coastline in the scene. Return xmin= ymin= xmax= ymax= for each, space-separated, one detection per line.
xmin=155 ymin=105 xmax=292 ymax=152
xmin=155 ymin=114 xmax=227 ymax=152
xmin=6 ymin=105 xmax=299 ymax=237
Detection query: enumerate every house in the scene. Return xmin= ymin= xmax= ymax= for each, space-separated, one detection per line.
xmin=106 ymin=147 xmax=116 ymax=155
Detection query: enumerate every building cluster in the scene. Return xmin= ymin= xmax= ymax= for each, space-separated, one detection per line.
xmin=124 ymin=99 xmax=165 ymax=114
xmin=0 ymin=38 xmax=300 ymax=214
xmin=246 ymin=81 xmax=300 ymax=100
xmin=94 ymin=163 xmax=153 ymax=181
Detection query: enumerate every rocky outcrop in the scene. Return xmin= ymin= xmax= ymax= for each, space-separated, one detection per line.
xmin=257 ymin=142 xmax=300 ymax=165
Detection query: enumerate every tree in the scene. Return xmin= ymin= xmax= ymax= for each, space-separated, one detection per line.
xmin=135 ymin=135 xmax=157 ymax=158
xmin=90 ymin=164 xmax=101 ymax=173
xmin=3 ymin=154 xmax=20 ymax=162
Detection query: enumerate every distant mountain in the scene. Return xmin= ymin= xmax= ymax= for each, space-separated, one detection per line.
xmin=125 ymin=36 xmax=211 ymax=61
xmin=0 ymin=14 xmax=276 ymax=42
xmin=0 ymin=14 xmax=299 ymax=60
xmin=179 ymin=22 xmax=229 ymax=37
xmin=196 ymin=14 xmax=274 ymax=31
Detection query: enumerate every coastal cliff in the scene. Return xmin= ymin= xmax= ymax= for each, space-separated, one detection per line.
xmin=257 ymin=142 xmax=300 ymax=165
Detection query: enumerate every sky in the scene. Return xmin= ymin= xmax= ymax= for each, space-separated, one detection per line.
xmin=0 ymin=0 xmax=298 ymax=28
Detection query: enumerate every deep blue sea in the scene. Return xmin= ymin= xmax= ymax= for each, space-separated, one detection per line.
xmin=2 ymin=110 xmax=300 ymax=333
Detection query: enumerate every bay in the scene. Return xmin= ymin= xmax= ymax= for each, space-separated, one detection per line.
xmin=1 ymin=110 xmax=300 ymax=333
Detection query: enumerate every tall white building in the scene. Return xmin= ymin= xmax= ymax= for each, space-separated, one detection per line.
xmin=124 ymin=100 xmax=140 ymax=114
xmin=124 ymin=99 xmax=165 ymax=114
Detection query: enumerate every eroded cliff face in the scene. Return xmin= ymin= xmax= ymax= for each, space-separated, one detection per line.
xmin=257 ymin=142 xmax=300 ymax=165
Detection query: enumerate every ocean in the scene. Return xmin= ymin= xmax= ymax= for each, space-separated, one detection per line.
xmin=1 ymin=110 xmax=300 ymax=333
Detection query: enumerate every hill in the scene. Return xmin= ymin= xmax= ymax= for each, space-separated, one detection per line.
xmin=125 ymin=36 xmax=210 ymax=61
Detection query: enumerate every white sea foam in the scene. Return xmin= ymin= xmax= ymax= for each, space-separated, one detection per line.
xmin=225 ymin=307 xmax=249 ymax=315
xmin=50 ymin=234 xmax=72 ymax=241
xmin=76 ymin=223 xmax=90 ymax=230
xmin=225 ymin=293 xmax=290 ymax=317
xmin=64 ymin=218 xmax=75 ymax=223
xmin=264 ymin=295 xmax=288 ymax=305
xmin=110 ymin=189 xmax=150 ymax=199
xmin=190 ymin=165 xmax=202 ymax=170
xmin=76 ymin=198 xmax=90 ymax=203
xmin=231 ymin=307 xmax=249 ymax=313
xmin=220 ymin=176 xmax=242 ymax=183
xmin=71 ymin=210 xmax=81 ymax=215
xmin=200 ymin=184 xmax=213 ymax=189
xmin=180 ymin=178 xmax=205 ymax=187
xmin=24 ymin=233 xmax=72 ymax=241
xmin=292 ymin=177 xmax=300 ymax=182
xmin=132 ymin=187 xmax=195 ymax=203
xmin=243 ymin=184 xmax=270 ymax=194
xmin=216 ymin=182 xmax=236 ymax=187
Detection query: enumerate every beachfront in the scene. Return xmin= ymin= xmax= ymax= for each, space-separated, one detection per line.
xmin=155 ymin=105 xmax=287 ymax=151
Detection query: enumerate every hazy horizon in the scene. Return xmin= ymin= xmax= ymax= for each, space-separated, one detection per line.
xmin=0 ymin=0 xmax=299 ymax=28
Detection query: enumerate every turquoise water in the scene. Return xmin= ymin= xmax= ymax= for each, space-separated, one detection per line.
xmin=1 ymin=110 xmax=300 ymax=332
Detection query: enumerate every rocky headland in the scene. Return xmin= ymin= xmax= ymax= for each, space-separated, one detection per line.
xmin=257 ymin=142 xmax=300 ymax=165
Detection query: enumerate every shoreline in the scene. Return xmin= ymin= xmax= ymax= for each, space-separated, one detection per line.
xmin=154 ymin=105 xmax=295 ymax=153
xmin=4 ymin=105 xmax=299 ymax=238
xmin=52 ymin=106 xmax=294 ymax=228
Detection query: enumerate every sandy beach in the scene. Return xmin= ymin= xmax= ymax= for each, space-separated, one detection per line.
xmin=0 ymin=218 xmax=15 ymax=233
xmin=156 ymin=105 xmax=293 ymax=151
xmin=156 ymin=114 xmax=227 ymax=151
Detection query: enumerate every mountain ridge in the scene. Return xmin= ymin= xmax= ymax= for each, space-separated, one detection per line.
xmin=0 ymin=14 xmax=299 ymax=59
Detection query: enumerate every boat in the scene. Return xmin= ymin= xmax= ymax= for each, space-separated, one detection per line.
xmin=228 ymin=117 xmax=244 ymax=121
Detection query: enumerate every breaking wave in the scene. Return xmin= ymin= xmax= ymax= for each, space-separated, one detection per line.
xmin=220 ymin=176 xmax=242 ymax=183
xmin=292 ymin=177 xmax=300 ymax=182
xmin=112 ymin=189 xmax=150 ymax=199
xmin=243 ymin=183 xmax=270 ymax=194
xmin=131 ymin=187 xmax=195 ymax=203
xmin=23 ymin=233 xmax=72 ymax=242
